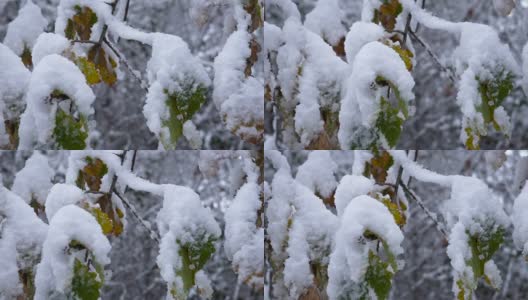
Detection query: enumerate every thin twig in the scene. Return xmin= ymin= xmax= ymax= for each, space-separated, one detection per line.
xmin=113 ymin=189 xmax=161 ymax=243
xmin=71 ymin=39 xmax=100 ymax=45
xmin=409 ymin=30 xmax=457 ymax=83
xmin=400 ymin=182 xmax=449 ymax=238
xmin=124 ymin=0 xmax=131 ymax=22
xmin=104 ymin=39 xmax=149 ymax=92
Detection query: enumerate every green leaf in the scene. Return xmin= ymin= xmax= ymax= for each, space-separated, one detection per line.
xmin=53 ymin=108 xmax=88 ymax=150
xmin=72 ymin=259 xmax=103 ymax=300
xmin=172 ymin=237 xmax=216 ymax=298
xmin=467 ymin=224 xmax=504 ymax=280
xmin=365 ymin=250 xmax=394 ymax=300
xmin=160 ymin=85 xmax=207 ymax=149
xmin=376 ymin=96 xmax=404 ymax=148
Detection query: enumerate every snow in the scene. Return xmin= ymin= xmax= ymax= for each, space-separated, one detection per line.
xmin=11 ymin=151 xmax=54 ymax=206
xmin=445 ymin=175 xmax=509 ymax=230
xmin=213 ymin=28 xmax=264 ymax=143
xmin=156 ymin=184 xmax=220 ymax=295
xmin=266 ymin=150 xmax=338 ymax=298
xmin=399 ymin=0 xmax=518 ymax=147
xmin=512 ymin=182 xmax=528 ymax=256
xmin=344 ymin=21 xmax=385 ymax=65
xmin=281 ymin=20 xmax=347 ymax=146
xmin=268 ymin=0 xmax=301 ymax=20
xmin=143 ymin=33 xmax=210 ymax=148
xmin=0 ymin=187 xmax=48 ymax=299
xmin=213 ymin=30 xmax=253 ymax=109
xmin=195 ymin=270 xmax=214 ymax=299
xmin=224 ymin=181 xmax=263 ymax=287
xmin=327 ymin=195 xmax=404 ymax=300
xmin=34 ymin=205 xmax=111 ymax=300
xmin=334 ymin=175 xmax=376 ymax=216
xmin=220 ymin=76 xmax=264 ymax=142
xmin=3 ymin=0 xmax=47 ymax=56
xmin=339 ymin=42 xmax=415 ymax=149
xmin=64 ymin=150 xmax=163 ymax=195
xmin=182 ymin=120 xmax=202 ymax=149
xmin=484 ymin=260 xmax=502 ymax=288
xmin=264 ymin=22 xmax=282 ymax=53
xmin=0 ymin=43 xmax=31 ymax=120
xmin=283 ymin=183 xmax=338 ymax=299
xmin=304 ymin=0 xmax=346 ymax=46
xmin=31 ymin=33 xmax=70 ymax=66
xmin=18 ymin=54 xmax=96 ymax=149
xmin=44 ymin=184 xmax=85 ymax=221
xmin=295 ymin=151 xmax=338 ymax=199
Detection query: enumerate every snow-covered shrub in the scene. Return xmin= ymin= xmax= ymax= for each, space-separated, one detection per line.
xmin=0 ymin=0 xmax=264 ymax=149
xmin=0 ymin=150 xmax=263 ymax=299
xmin=0 ymin=186 xmax=48 ymax=299
xmin=266 ymin=0 xmax=523 ymax=150
xmin=156 ymin=185 xmax=221 ymax=300
xmin=213 ymin=0 xmax=264 ymax=144
xmin=224 ymin=153 xmax=264 ymax=288
xmin=265 ymin=150 xmax=516 ymax=300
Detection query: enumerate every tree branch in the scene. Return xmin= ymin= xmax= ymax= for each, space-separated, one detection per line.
xmin=409 ymin=30 xmax=457 ymax=83
xmin=104 ymin=39 xmax=149 ymax=92
xmin=399 ymin=182 xmax=449 ymax=238
xmin=113 ymin=189 xmax=160 ymax=243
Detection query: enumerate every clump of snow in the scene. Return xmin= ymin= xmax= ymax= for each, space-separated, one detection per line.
xmin=339 ymin=42 xmax=414 ymax=149
xmin=11 ymin=151 xmax=54 ymax=206
xmin=304 ymin=0 xmax=346 ymax=46
xmin=225 ymin=181 xmax=263 ymax=287
xmin=445 ymin=175 xmax=509 ymax=229
xmin=0 ymin=43 xmax=31 ymax=121
xmin=283 ymin=183 xmax=339 ymax=299
xmin=512 ymin=182 xmax=528 ymax=256
xmin=334 ymin=175 xmax=376 ymax=216
xmin=276 ymin=18 xmax=348 ymax=146
xmin=18 ymin=54 xmax=95 ymax=149
xmin=182 ymin=120 xmax=202 ymax=149
xmin=327 ymin=195 xmax=404 ymax=300
xmin=156 ymin=184 xmax=221 ymax=296
xmin=34 ymin=205 xmax=111 ymax=300
xmin=344 ymin=21 xmax=385 ymax=65
xmin=266 ymin=150 xmax=338 ymax=298
xmin=295 ymin=151 xmax=338 ymax=199
xmin=268 ymin=0 xmax=301 ymax=20
xmin=143 ymin=33 xmax=210 ymax=149
xmin=31 ymin=33 xmax=70 ymax=66
xmin=44 ymin=184 xmax=85 ymax=221
xmin=213 ymin=28 xmax=264 ymax=143
xmin=0 ymin=187 xmax=48 ymax=299
xmin=3 ymin=0 xmax=47 ymax=56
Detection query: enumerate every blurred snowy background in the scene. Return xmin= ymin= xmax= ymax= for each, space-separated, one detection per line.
xmin=265 ymin=0 xmax=528 ymax=149
xmin=0 ymin=150 xmax=263 ymax=300
xmin=0 ymin=0 xmax=259 ymax=150
xmin=265 ymin=150 xmax=528 ymax=299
